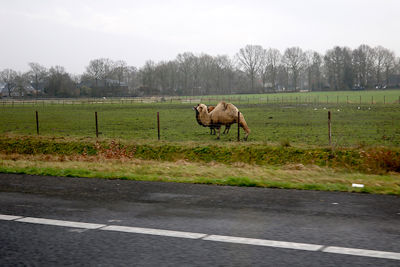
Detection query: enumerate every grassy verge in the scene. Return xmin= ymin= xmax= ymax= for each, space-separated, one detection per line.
xmin=0 ymin=135 xmax=399 ymax=195
xmin=1 ymin=153 xmax=399 ymax=195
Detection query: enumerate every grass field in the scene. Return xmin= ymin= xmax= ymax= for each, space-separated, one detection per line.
xmin=1 ymin=90 xmax=400 ymax=147
xmin=1 ymin=90 xmax=399 ymax=195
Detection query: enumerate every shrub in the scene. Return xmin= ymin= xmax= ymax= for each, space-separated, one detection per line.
xmin=360 ymin=148 xmax=400 ymax=173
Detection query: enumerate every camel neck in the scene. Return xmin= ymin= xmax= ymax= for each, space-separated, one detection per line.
xmin=199 ymin=110 xmax=212 ymax=125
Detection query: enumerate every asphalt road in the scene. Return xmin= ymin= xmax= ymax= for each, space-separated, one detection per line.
xmin=0 ymin=173 xmax=399 ymax=266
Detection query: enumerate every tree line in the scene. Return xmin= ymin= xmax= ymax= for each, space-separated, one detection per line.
xmin=1 ymin=44 xmax=400 ymax=98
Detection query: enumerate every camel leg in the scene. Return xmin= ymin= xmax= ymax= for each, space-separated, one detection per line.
xmin=216 ymin=126 xmax=221 ymax=139
xmin=223 ymin=125 xmax=231 ymax=134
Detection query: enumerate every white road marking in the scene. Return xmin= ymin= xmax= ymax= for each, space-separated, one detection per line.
xmin=101 ymin=225 xmax=207 ymax=239
xmin=1 ymin=213 xmax=400 ymax=261
xmin=0 ymin=214 xmax=22 ymax=220
xmin=16 ymin=217 xmax=105 ymax=229
xmin=323 ymin=246 xmax=400 ymax=260
xmin=203 ymin=235 xmax=323 ymax=251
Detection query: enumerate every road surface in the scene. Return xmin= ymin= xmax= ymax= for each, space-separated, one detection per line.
xmin=1 ymin=173 xmax=399 ymax=266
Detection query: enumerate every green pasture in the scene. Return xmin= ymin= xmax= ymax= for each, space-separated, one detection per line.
xmin=1 ymin=90 xmax=399 ymax=147
xmin=196 ymin=89 xmax=400 ymax=105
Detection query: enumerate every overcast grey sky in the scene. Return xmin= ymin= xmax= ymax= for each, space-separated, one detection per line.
xmin=1 ymin=0 xmax=399 ymax=74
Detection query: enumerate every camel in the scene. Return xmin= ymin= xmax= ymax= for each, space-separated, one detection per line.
xmin=194 ymin=101 xmax=250 ymax=140
xmin=193 ymin=105 xmax=230 ymax=135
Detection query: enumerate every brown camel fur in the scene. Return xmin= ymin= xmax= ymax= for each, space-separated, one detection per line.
xmin=193 ymin=105 xmax=230 ymax=135
xmin=195 ymin=101 xmax=250 ymax=140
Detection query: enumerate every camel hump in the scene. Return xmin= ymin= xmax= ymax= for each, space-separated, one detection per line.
xmin=218 ymin=101 xmax=229 ymax=111
xmin=208 ymin=106 xmax=215 ymax=112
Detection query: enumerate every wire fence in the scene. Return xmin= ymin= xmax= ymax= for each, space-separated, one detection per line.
xmin=0 ymin=97 xmax=399 ymax=147
xmin=1 ymin=94 xmax=400 ymax=106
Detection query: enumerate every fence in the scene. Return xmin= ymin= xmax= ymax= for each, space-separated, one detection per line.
xmin=1 ymin=93 xmax=400 ymax=106
xmin=1 ymin=99 xmax=399 ymax=147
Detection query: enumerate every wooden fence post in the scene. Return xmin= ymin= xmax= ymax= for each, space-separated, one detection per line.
xmin=35 ymin=111 xmax=39 ymax=135
xmin=328 ymin=111 xmax=331 ymax=146
xmin=95 ymin=111 xmax=99 ymax=138
xmin=157 ymin=112 xmax=160 ymax=140
xmin=237 ymin=111 xmax=240 ymax=142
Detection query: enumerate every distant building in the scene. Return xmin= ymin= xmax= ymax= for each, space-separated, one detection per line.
xmin=0 ymin=82 xmax=5 ymax=97
xmin=0 ymin=82 xmax=37 ymax=97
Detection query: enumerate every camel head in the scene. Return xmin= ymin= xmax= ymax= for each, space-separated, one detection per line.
xmin=192 ymin=104 xmax=200 ymax=112
xmin=195 ymin=103 xmax=208 ymax=114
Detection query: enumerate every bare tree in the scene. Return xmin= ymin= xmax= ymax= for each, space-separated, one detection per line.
xmin=175 ymin=52 xmax=194 ymax=95
xmin=264 ymin=48 xmax=281 ymax=91
xmin=236 ymin=45 xmax=264 ymax=91
xmin=215 ymin=55 xmax=235 ymax=94
xmin=124 ymin=66 xmax=138 ymax=94
xmin=47 ymin=66 xmax=77 ymax=97
xmin=14 ymin=72 xmax=30 ymax=97
xmin=304 ymin=51 xmax=323 ymax=91
xmin=0 ymin=69 xmax=17 ymax=97
xmin=324 ymin=46 xmax=353 ymax=90
xmin=376 ymin=47 xmax=396 ymax=87
xmin=139 ymin=60 xmax=157 ymax=94
xmin=283 ymin=47 xmax=305 ymax=91
xmin=85 ymin=58 xmax=113 ymax=86
xmin=353 ymin=44 xmax=375 ymax=88
xmin=28 ymin=62 xmax=48 ymax=94
xmin=112 ymin=60 xmax=128 ymax=85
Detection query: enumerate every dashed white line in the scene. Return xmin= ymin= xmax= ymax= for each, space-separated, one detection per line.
xmin=101 ymin=225 xmax=207 ymax=239
xmin=16 ymin=217 xmax=106 ymax=229
xmin=1 ymin=213 xmax=400 ymax=261
xmin=0 ymin=214 xmax=22 ymax=221
xmin=323 ymin=246 xmax=400 ymax=260
xmin=203 ymin=235 xmax=323 ymax=251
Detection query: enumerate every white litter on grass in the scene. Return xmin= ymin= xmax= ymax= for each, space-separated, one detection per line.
xmin=323 ymin=107 xmax=326 ymax=110
xmin=352 ymin=183 xmax=364 ymax=188
xmin=337 ymin=109 xmax=340 ymax=112
xmin=358 ymin=107 xmax=360 ymax=109
xmin=314 ymin=108 xmax=318 ymax=110
xmin=332 ymin=203 xmax=339 ymax=205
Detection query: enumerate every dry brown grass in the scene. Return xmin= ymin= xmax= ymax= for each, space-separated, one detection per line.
xmin=1 ymin=152 xmax=399 ymax=195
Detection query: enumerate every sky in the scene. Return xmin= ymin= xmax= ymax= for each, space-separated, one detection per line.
xmin=1 ymin=0 xmax=399 ymax=74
